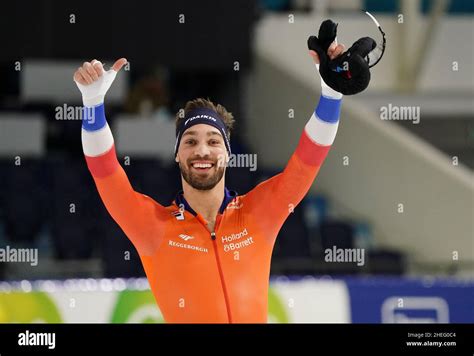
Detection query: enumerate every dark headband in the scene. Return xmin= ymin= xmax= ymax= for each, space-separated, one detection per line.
xmin=174 ymin=108 xmax=231 ymax=156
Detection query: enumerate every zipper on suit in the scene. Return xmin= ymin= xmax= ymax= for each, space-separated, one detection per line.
xmin=197 ymin=213 xmax=232 ymax=323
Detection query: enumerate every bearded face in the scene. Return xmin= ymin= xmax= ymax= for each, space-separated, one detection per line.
xmin=176 ymin=124 xmax=228 ymax=191
xmin=179 ymin=156 xmax=225 ymax=190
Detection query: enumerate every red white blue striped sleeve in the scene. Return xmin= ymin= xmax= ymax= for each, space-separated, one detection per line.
xmin=244 ymin=93 xmax=342 ymax=241
xmin=81 ymin=104 xmax=163 ymax=255
xmin=81 ymin=104 xmax=119 ymax=177
xmin=296 ymin=94 xmax=341 ymax=166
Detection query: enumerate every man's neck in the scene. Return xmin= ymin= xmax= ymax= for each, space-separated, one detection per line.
xmin=182 ymin=179 xmax=225 ymax=224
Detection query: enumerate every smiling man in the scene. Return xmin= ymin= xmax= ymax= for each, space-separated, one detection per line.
xmin=74 ymin=39 xmax=345 ymax=322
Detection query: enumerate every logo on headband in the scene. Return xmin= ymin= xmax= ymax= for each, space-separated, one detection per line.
xmin=184 ymin=114 xmax=217 ymax=127
xmin=175 ymin=109 xmax=231 ymax=155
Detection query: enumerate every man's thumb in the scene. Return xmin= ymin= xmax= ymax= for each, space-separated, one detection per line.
xmin=112 ymin=58 xmax=127 ymax=72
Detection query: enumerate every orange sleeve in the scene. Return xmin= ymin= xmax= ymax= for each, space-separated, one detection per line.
xmin=243 ymin=130 xmax=330 ymax=243
xmin=86 ymin=145 xmax=166 ymax=256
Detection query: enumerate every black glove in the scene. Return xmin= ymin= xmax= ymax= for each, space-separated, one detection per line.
xmin=308 ymin=20 xmax=377 ymax=95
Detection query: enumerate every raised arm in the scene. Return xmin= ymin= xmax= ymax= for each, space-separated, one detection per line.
xmin=74 ymin=59 xmax=164 ymax=255
xmin=244 ymin=43 xmax=345 ymax=242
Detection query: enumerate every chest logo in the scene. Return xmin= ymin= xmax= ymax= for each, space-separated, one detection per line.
xmin=172 ymin=210 xmax=185 ymax=221
xmin=179 ymin=234 xmax=194 ymax=241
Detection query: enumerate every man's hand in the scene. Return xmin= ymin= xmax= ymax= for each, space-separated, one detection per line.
xmin=74 ymin=58 xmax=127 ymax=107
xmin=308 ymin=42 xmax=346 ymax=65
xmin=308 ymin=43 xmax=345 ymax=99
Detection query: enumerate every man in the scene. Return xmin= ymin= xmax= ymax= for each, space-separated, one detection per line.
xmin=74 ymin=41 xmax=345 ymax=323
